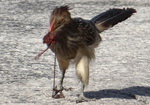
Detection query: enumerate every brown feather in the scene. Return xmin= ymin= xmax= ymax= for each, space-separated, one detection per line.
xmin=91 ymin=8 xmax=136 ymax=32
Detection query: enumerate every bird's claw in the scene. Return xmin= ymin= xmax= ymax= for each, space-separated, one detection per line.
xmin=76 ymin=94 xmax=96 ymax=103
xmin=52 ymin=87 xmax=65 ymax=99
xmin=63 ymin=87 xmax=73 ymax=91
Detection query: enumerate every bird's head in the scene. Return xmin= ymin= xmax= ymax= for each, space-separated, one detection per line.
xmin=49 ymin=5 xmax=72 ymax=32
xmin=36 ymin=6 xmax=72 ymax=59
xmin=43 ymin=6 xmax=71 ymax=45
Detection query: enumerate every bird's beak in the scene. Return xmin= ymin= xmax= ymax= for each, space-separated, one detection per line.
xmin=49 ymin=19 xmax=56 ymax=32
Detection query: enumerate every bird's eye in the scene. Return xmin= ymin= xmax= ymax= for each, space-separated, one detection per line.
xmin=57 ymin=18 xmax=64 ymax=26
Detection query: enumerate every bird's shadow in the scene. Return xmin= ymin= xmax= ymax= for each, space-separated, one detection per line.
xmin=84 ymin=86 xmax=150 ymax=99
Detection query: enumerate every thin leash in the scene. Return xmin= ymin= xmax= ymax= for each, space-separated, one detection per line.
xmin=52 ymin=45 xmax=57 ymax=97
xmin=53 ymin=52 xmax=56 ymax=90
xmin=34 ymin=35 xmax=57 ymax=97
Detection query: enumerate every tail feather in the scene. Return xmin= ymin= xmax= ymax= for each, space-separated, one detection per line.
xmin=91 ymin=8 xmax=136 ymax=32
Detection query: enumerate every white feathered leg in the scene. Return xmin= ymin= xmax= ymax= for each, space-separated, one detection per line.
xmin=76 ymin=56 xmax=90 ymax=102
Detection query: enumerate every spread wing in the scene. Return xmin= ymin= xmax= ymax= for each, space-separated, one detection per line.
xmin=91 ymin=8 xmax=136 ymax=32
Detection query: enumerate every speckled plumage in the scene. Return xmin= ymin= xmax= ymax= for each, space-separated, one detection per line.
xmin=42 ymin=6 xmax=136 ymax=101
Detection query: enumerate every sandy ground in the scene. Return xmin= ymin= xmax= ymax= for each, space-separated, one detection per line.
xmin=0 ymin=0 xmax=150 ymax=105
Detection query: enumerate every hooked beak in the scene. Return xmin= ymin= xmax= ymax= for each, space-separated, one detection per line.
xmin=49 ymin=19 xmax=56 ymax=32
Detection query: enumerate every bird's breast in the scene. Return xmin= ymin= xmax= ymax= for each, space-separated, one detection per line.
xmin=50 ymin=28 xmax=83 ymax=59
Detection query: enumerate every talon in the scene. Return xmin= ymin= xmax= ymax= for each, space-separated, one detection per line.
xmin=64 ymin=87 xmax=73 ymax=91
xmin=76 ymin=94 xmax=96 ymax=103
xmin=52 ymin=91 xmax=65 ymax=99
xmin=52 ymin=87 xmax=65 ymax=99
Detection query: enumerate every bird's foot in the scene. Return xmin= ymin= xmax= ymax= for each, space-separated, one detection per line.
xmin=76 ymin=94 xmax=96 ymax=103
xmin=63 ymin=87 xmax=73 ymax=91
xmin=52 ymin=87 xmax=65 ymax=99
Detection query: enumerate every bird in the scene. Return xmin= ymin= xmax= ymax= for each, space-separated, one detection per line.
xmin=41 ymin=5 xmax=136 ymax=102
